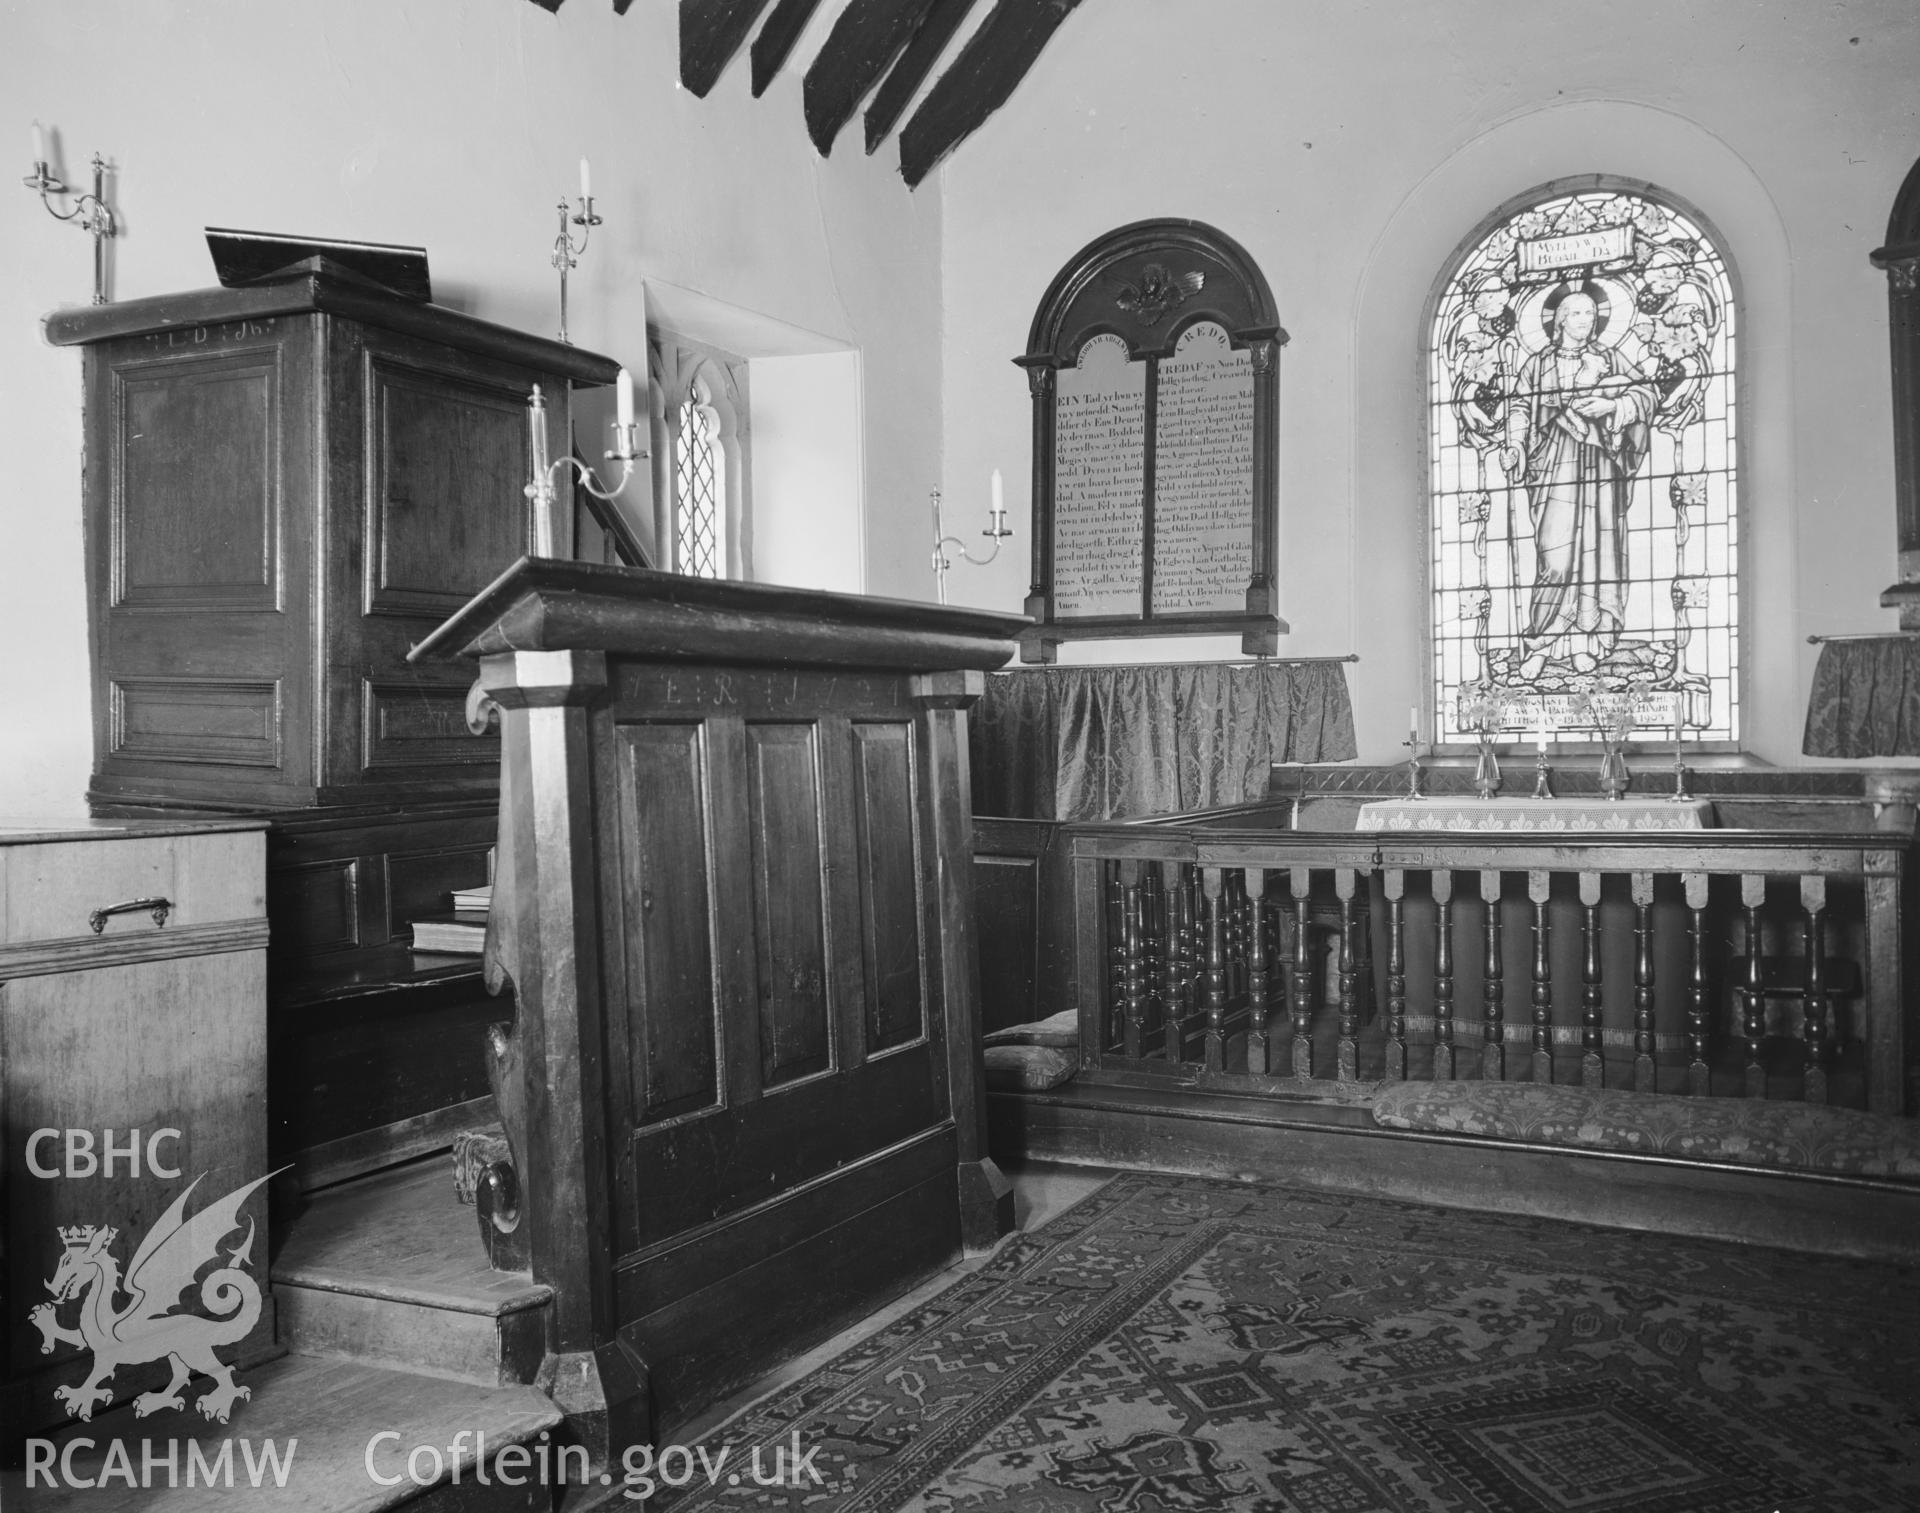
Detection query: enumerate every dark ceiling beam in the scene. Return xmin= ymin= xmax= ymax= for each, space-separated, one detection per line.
xmin=862 ymin=0 xmax=977 ymax=156
xmin=803 ymin=0 xmax=939 ymax=157
xmin=898 ymin=0 xmax=1081 ymax=186
xmin=751 ymin=0 xmax=826 ymax=96
xmin=614 ymin=0 xmax=636 ymax=13
xmin=681 ymin=0 xmax=776 ymax=98
xmin=526 ymin=0 xmax=565 ymax=12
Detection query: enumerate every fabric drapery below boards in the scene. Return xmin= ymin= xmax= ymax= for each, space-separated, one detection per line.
xmin=971 ymin=662 xmax=1357 ymax=821
xmin=1803 ymin=637 xmax=1920 ymax=757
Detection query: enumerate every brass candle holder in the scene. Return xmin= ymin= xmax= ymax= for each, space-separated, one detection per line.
xmin=551 ymin=194 xmax=601 ymax=345
xmin=524 ymin=383 xmax=644 ymax=557
xmin=930 ymin=486 xmax=1013 ymax=606
xmin=1532 ymin=749 xmax=1554 ymax=801
xmin=1402 ymin=738 xmax=1426 ymax=799
xmin=23 ymin=133 xmax=115 ymax=305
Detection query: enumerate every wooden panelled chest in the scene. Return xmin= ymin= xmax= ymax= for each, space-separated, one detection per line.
xmin=0 ymin=818 xmax=271 ymax=1441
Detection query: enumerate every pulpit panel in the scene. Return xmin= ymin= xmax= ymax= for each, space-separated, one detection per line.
xmin=365 ymin=357 xmax=530 ymax=617
xmin=746 ymin=723 xmax=833 ymax=1087
xmin=616 ymin=721 xmax=719 ymax=1125
xmin=117 ymin=355 xmax=278 ymax=607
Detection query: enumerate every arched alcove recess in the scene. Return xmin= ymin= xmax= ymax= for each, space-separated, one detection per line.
xmin=1872 ymin=151 xmax=1920 ymax=626
xmin=1014 ymin=218 xmax=1287 ymax=664
xmin=1349 ymin=99 xmax=1798 ymax=761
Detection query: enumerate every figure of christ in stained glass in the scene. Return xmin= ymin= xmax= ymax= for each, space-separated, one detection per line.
xmin=1430 ymin=188 xmax=1737 ymax=746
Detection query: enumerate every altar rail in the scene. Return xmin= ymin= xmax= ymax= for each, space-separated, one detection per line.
xmin=1070 ymin=814 xmax=1914 ymax=1116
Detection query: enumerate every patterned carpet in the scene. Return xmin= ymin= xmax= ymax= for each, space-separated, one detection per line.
xmin=663 ymin=1174 xmax=1920 ymax=1512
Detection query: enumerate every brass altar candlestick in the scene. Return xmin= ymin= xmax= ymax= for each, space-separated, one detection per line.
xmin=1669 ymin=721 xmax=1694 ymax=801
xmin=1532 ymin=750 xmax=1554 ymax=801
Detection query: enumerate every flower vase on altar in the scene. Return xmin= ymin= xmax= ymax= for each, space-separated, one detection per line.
xmin=1455 ymin=686 xmax=1506 ymax=800
xmin=1598 ymin=744 xmax=1631 ymax=801
xmin=1473 ymin=736 xmax=1502 ymax=800
xmin=1576 ymin=691 xmax=1635 ymax=801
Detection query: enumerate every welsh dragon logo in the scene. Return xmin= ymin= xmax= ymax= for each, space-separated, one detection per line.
xmin=29 ymin=1172 xmax=272 ymax=1424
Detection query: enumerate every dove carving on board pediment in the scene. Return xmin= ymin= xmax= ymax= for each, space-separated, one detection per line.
xmin=1111 ymin=263 xmax=1205 ymax=325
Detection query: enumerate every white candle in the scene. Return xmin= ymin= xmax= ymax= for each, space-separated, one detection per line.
xmin=1409 ymin=704 xmax=1419 ymax=746
xmin=616 ymin=367 xmax=635 ymax=431
xmin=990 ymin=468 xmax=1005 ymax=523
xmin=31 ymin=120 xmax=45 ymax=168
xmin=579 ymin=156 xmax=592 ymax=201
xmin=1536 ymin=716 xmax=1550 ymax=755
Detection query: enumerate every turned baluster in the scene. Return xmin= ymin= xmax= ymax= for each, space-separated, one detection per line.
xmin=1158 ymin=860 xmax=1184 ymax=1063
xmin=1384 ymin=869 xmax=1407 ymax=1081
xmin=1336 ymin=867 xmax=1360 ymax=1081
xmin=1106 ymin=865 xmax=1132 ymax=1056
xmin=1291 ymin=865 xmax=1314 ymax=1078
xmin=1167 ymin=866 xmax=1194 ymax=1062
xmin=1529 ymin=869 xmax=1553 ymax=1085
xmin=1802 ymin=874 xmax=1829 ymax=1104
xmin=1185 ymin=865 xmax=1204 ymax=1023
xmin=1227 ymin=870 xmax=1249 ymax=1000
xmin=1578 ymin=872 xmax=1604 ymax=1088
xmin=1631 ymin=872 xmax=1656 ymax=1092
xmin=1141 ymin=866 xmax=1164 ymax=1028
xmin=1432 ymin=870 xmax=1456 ymax=1080
xmin=1118 ymin=861 xmax=1145 ymax=1059
xmin=1684 ymin=873 xmax=1710 ymax=1095
xmin=1480 ymin=869 xmax=1505 ymax=1080
xmin=1740 ymin=874 xmax=1767 ymax=1098
xmin=1202 ymin=866 xmax=1227 ymax=1076
xmin=1246 ymin=868 xmax=1270 ymax=1073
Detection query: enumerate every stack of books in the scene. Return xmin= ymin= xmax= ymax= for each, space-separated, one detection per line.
xmin=409 ymin=880 xmax=494 ymax=955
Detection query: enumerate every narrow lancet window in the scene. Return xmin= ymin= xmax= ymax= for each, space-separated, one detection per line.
xmin=675 ymin=388 xmax=724 ymax=579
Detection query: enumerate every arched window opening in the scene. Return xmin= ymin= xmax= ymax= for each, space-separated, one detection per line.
xmin=1429 ymin=184 xmax=1739 ymax=746
xmin=676 ymin=382 xmax=725 ymax=579
xmin=648 ymin=334 xmax=750 ymax=580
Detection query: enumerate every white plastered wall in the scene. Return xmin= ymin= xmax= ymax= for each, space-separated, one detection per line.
xmin=938 ymin=0 xmax=1919 ymax=765
xmin=1 ymin=0 xmax=940 ymax=813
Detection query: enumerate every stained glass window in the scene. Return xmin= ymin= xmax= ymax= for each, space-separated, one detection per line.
xmin=1429 ymin=186 xmax=1738 ymax=746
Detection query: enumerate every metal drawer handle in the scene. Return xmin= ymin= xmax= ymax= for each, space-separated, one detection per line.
xmin=89 ymin=896 xmax=173 ymax=934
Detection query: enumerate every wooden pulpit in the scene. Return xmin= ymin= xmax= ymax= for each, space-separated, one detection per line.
xmin=410 ymin=559 xmax=1027 ymax=1449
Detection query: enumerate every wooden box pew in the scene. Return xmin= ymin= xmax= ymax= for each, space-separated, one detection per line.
xmin=409 ymin=559 xmax=1026 ymax=1456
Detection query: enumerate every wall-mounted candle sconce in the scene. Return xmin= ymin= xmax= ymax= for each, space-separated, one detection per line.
xmin=24 ymin=122 xmax=116 ymax=305
xmin=551 ymin=157 xmax=600 ymax=345
xmin=931 ymin=470 xmax=1014 ymax=606
xmin=526 ymin=368 xmax=645 ymax=557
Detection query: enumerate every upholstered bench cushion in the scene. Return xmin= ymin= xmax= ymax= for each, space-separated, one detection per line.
xmin=985 ymin=1044 xmax=1079 ymax=1092
xmin=1368 ymin=1081 xmax=1920 ymax=1179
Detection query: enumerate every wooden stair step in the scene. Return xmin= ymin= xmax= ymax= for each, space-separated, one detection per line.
xmin=1 ymin=1355 xmax=562 ymax=1512
xmin=273 ymin=1158 xmax=550 ymax=1386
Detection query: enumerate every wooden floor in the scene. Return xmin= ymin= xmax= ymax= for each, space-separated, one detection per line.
xmin=0 ymin=1354 xmax=560 ymax=1512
